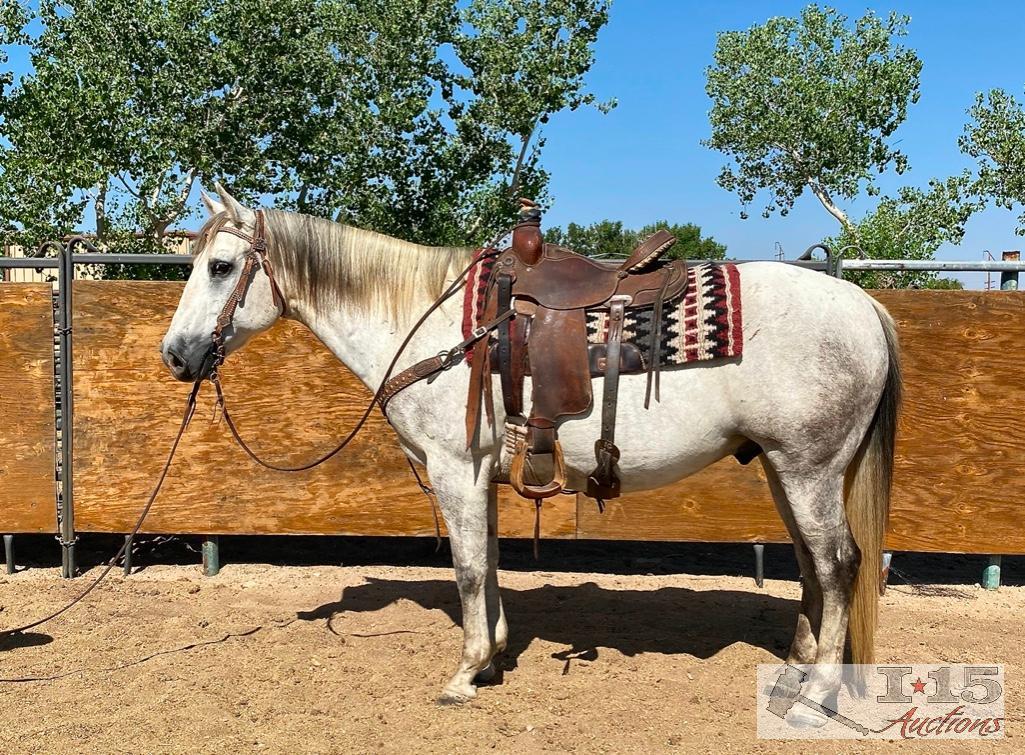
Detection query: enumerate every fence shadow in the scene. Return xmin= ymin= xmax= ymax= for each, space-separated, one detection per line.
xmin=14 ymin=534 xmax=1022 ymax=587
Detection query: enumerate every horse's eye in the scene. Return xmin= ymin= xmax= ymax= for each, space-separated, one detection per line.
xmin=210 ymin=260 xmax=234 ymax=278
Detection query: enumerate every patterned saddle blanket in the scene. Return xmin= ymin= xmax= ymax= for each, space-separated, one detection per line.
xmin=464 ymin=261 xmax=744 ymax=369
xmin=585 ymin=263 xmax=743 ymax=367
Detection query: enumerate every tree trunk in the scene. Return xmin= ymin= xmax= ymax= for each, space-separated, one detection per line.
xmin=148 ymin=170 xmax=196 ymax=241
xmin=95 ymin=182 xmax=107 ymax=240
xmin=510 ymin=117 xmax=540 ymax=200
xmin=151 ymin=219 xmax=170 ymax=239
xmin=809 ymin=181 xmax=855 ymax=237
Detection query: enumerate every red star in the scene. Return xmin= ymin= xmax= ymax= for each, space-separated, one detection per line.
xmin=911 ymin=677 xmax=927 ymax=694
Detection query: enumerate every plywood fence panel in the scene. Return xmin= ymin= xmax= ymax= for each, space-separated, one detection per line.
xmin=72 ymin=281 xmax=572 ymax=537
xmin=69 ymin=283 xmax=1025 ymax=553
xmin=0 ymin=284 xmax=57 ymax=532
xmin=874 ymin=290 xmax=1025 ymax=553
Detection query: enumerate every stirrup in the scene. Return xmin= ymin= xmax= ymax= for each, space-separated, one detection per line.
xmin=510 ymin=440 xmax=566 ymax=499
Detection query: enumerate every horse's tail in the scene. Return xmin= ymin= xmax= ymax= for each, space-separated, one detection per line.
xmin=846 ymin=297 xmax=902 ymax=666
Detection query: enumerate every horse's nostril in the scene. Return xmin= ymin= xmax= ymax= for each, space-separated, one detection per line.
xmin=167 ymin=348 xmax=186 ymax=370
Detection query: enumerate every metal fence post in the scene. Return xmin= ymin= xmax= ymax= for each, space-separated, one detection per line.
xmin=3 ymin=534 xmax=13 ymax=575
xmin=57 ymin=240 xmax=77 ymax=578
xmin=983 ymin=556 xmax=1002 ymax=590
xmin=123 ymin=534 xmax=133 ymax=576
xmin=202 ymin=536 xmax=220 ymax=576
xmin=753 ymin=543 xmax=765 ymax=588
xmin=1000 ymin=251 xmax=1020 ymax=290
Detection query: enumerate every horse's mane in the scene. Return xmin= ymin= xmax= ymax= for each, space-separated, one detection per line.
xmin=193 ymin=210 xmax=474 ymax=320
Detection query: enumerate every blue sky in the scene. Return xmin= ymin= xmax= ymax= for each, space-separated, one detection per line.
xmin=540 ymin=0 xmax=1025 ymax=288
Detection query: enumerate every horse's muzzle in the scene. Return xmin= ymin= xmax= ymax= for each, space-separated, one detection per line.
xmin=161 ymin=338 xmax=216 ymax=382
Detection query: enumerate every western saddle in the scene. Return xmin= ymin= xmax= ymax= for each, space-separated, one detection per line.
xmin=467 ymin=200 xmax=689 ymax=505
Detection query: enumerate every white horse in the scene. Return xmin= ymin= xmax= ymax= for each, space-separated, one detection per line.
xmin=161 ymin=185 xmax=900 ymax=711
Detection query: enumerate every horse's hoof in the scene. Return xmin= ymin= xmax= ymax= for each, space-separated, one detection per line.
xmin=788 ymin=705 xmax=828 ymax=729
xmin=436 ymin=691 xmax=472 ymax=706
xmin=473 ymin=663 xmax=497 ymax=684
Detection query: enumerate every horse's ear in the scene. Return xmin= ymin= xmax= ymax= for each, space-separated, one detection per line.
xmin=214 ymin=181 xmax=254 ymax=226
xmin=200 ymin=189 xmax=226 ymax=217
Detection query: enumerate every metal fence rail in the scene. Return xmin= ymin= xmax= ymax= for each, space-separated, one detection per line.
xmin=0 ymin=253 xmax=192 ymax=268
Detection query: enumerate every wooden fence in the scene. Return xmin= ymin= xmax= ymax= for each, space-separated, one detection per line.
xmin=2 ymin=281 xmax=1025 ymax=553
xmin=0 ymin=285 xmax=56 ymax=533
xmin=71 ymin=282 xmax=575 ymax=538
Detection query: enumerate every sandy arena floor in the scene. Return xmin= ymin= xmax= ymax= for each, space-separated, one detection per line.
xmin=0 ymin=539 xmax=1020 ymax=754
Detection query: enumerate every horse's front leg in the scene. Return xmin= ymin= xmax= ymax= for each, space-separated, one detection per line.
xmin=474 ymin=482 xmax=508 ymax=684
xmin=430 ymin=456 xmax=504 ymax=704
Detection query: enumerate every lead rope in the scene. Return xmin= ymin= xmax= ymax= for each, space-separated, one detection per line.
xmin=406 ymin=459 xmax=443 ymax=552
xmin=0 ymin=380 xmax=203 ymax=637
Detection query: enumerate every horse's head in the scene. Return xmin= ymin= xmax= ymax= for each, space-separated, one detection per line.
xmin=161 ymin=184 xmax=284 ymax=382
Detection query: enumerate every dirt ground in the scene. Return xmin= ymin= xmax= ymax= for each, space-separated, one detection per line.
xmin=0 ymin=537 xmax=1020 ymax=754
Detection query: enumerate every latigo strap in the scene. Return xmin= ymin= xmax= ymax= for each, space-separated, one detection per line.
xmin=586 ymin=296 xmax=629 ymax=505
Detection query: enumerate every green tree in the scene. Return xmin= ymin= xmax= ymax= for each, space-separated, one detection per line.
xmin=825 ymin=174 xmax=978 ymax=288
xmin=546 ymin=220 xmax=726 ymax=260
xmin=0 ymin=0 xmax=612 ymax=265
xmin=704 ymin=5 xmax=921 ymax=232
xmin=705 ymin=5 xmax=979 ymax=288
xmin=961 ymin=88 xmax=1025 ymax=234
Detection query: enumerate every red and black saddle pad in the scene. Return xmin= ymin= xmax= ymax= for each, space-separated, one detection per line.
xmin=584 ymin=263 xmax=743 ymax=366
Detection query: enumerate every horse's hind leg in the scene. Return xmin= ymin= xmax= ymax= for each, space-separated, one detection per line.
xmin=761 ymin=457 xmax=821 ymax=665
xmin=767 ymin=456 xmax=860 ymax=723
xmin=430 ymin=459 xmax=505 ymax=704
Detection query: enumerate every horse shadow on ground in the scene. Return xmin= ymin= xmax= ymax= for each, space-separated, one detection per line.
xmin=297 ymin=577 xmax=797 ymax=673
xmin=0 ymin=631 xmax=54 ymax=653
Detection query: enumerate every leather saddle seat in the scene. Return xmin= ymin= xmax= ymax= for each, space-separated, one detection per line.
xmin=468 ymin=199 xmax=688 ymax=505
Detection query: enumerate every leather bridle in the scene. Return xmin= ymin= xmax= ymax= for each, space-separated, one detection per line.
xmin=208 ymin=209 xmax=287 ymax=378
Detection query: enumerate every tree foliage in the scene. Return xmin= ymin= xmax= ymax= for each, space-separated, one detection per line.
xmin=704 ymin=5 xmax=984 ymax=290
xmin=961 ymin=88 xmax=1025 ymax=235
xmin=0 ymin=0 xmax=612 ymax=258
xmin=704 ymin=5 xmax=921 ymax=232
xmin=546 ymin=220 xmax=726 ymax=260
